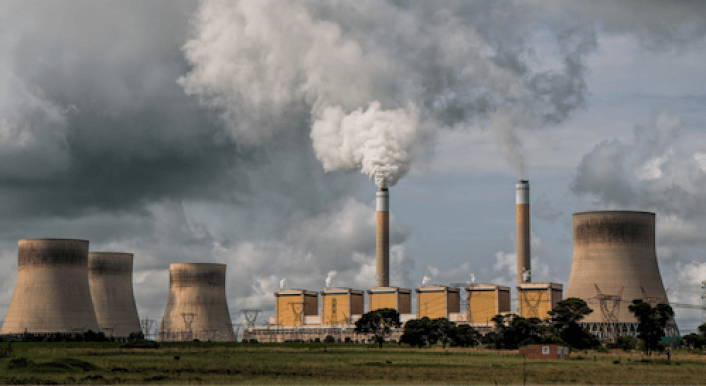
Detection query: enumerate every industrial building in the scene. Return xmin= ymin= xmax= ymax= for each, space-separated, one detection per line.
xmin=517 ymin=283 xmax=563 ymax=320
xmin=157 ymin=263 xmax=235 ymax=342
xmin=465 ymin=284 xmax=511 ymax=325
xmin=88 ymin=252 xmax=142 ymax=338
xmin=367 ymin=287 xmax=412 ymax=314
xmin=566 ymin=211 xmax=679 ymax=341
xmin=1 ymin=239 xmax=100 ymax=335
xmin=320 ymin=288 xmax=364 ymax=325
xmin=416 ymin=285 xmax=460 ymax=319
xmin=274 ymin=289 xmax=320 ymax=326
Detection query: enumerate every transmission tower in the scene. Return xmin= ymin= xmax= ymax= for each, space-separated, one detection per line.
xmin=521 ymin=291 xmax=542 ymax=318
xmin=330 ymin=298 xmax=337 ymax=325
xmin=240 ymin=309 xmax=263 ymax=328
xmin=181 ymin=313 xmax=196 ymax=341
xmin=702 ymin=280 xmax=706 ymax=324
xmin=140 ymin=319 xmax=155 ymax=339
xmin=594 ymin=285 xmax=623 ymax=322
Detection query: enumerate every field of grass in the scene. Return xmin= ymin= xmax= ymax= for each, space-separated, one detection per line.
xmin=1 ymin=342 xmax=705 ymax=385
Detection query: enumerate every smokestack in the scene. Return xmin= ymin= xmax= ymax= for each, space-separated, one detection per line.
xmin=376 ymin=187 xmax=389 ymax=287
xmin=516 ymin=180 xmax=530 ymax=285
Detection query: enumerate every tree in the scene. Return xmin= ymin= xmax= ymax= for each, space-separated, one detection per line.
xmin=547 ymin=297 xmax=599 ymax=349
xmin=451 ymin=324 xmax=480 ymax=348
xmin=354 ymin=308 xmax=401 ymax=348
xmin=628 ymin=299 xmax=675 ymax=356
xmin=431 ymin=318 xmax=456 ymax=348
xmin=486 ymin=314 xmax=554 ymax=349
xmin=400 ymin=317 xmax=432 ymax=348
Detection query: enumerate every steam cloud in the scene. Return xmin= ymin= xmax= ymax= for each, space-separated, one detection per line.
xmin=179 ymin=0 xmax=598 ymax=183
xmin=325 ymin=270 xmax=337 ymax=288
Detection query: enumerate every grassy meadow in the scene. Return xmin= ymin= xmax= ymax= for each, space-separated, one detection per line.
xmin=1 ymin=342 xmax=705 ymax=384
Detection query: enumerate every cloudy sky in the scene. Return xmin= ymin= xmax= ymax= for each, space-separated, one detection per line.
xmin=0 ymin=0 xmax=705 ymax=334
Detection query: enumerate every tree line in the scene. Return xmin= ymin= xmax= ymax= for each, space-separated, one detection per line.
xmin=354 ymin=297 xmax=705 ymax=356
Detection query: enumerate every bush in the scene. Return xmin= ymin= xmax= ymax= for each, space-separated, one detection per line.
xmin=323 ymin=335 xmax=336 ymax=343
xmin=314 ymin=338 xmax=321 ymax=343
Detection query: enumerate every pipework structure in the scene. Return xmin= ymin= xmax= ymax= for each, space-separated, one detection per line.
xmin=1 ymin=239 xmax=100 ymax=335
xmin=516 ymin=180 xmax=531 ymax=285
xmin=157 ymin=263 xmax=235 ymax=342
xmin=565 ymin=211 xmax=679 ymax=341
xmin=88 ymin=252 xmax=141 ymax=338
xmin=376 ymin=187 xmax=390 ymax=287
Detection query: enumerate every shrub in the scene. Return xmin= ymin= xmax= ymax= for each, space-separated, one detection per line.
xmin=323 ymin=335 xmax=336 ymax=343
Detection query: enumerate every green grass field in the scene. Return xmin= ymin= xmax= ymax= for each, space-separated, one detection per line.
xmin=1 ymin=342 xmax=705 ymax=385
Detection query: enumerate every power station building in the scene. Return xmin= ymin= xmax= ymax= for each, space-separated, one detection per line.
xmin=157 ymin=263 xmax=235 ymax=342
xmin=320 ymin=288 xmax=364 ymax=325
xmin=416 ymin=286 xmax=460 ymax=319
xmin=517 ymin=283 xmax=563 ymax=320
xmin=367 ymin=287 xmax=412 ymax=314
xmin=465 ymin=284 xmax=511 ymax=325
xmin=1 ymin=239 xmax=100 ymax=335
xmin=274 ymin=289 xmax=320 ymax=326
xmin=566 ymin=211 xmax=679 ymax=341
xmin=88 ymin=252 xmax=141 ymax=338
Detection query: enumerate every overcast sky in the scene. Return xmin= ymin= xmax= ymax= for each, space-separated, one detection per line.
xmin=1 ymin=0 xmax=705 ymax=334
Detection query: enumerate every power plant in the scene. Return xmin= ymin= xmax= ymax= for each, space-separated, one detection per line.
xmin=88 ymin=252 xmax=142 ymax=338
xmin=566 ymin=211 xmax=679 ymax=340
xmin=157 ymin=263 xmax=235 ymax=342
xmin=1 ymin=181 xmax=693 ymax=344
xmin=1 ymin=239 xmax=100 ymax=335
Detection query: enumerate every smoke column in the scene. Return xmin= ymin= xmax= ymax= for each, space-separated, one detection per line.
xmin=325 ymin=270 xmax=337 ymax=288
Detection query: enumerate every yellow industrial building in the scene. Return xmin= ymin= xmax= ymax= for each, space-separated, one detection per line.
xmin=274 ymin=289 xmax=319 ymax=326
xmin=320 ymin=288 xmax=364 ymax=325
xmin=517 ymin=283 xmax=563 ymax=320
xmin=367 ymin=287 xmax=411 ymax=314
xmin=415 ymin=286 xmax=460 ymax=319
xmin=465 ymin=284 xmax=511 ymax=325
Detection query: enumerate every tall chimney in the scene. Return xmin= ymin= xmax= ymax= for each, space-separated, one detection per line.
xmin=376 ymin=187 xmax=389 ymax=287
xmin=516 ymin=180 xmax=531 ymax=285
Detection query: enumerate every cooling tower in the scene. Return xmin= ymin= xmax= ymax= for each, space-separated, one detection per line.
xmin=1 ymin=239 xmax=100 ymax=334
xmin=516 ymin=180 xmax=531 ymax=284
xmin=566 ymin=211 xmax=678 ymax=339
xmin=157 ymin=263 xmax=235 ymax=342
xmin=376 ymin=187 xmax=390 ymax=287
xmin=87 ymin=252 xmax=141 ymax=338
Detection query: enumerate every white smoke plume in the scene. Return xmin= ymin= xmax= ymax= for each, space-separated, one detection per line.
xmin=325 ymin=270 xmax=337 ymax=288
xmin=311 ymin=102 xmax=419 ymax=188
xmin=422 ymin=275 xmax=431 ymax=285
xmin=279 ymin=278 xmax=287 ymax=290
xmin=179 ymin=0 xmax=598 ymax=184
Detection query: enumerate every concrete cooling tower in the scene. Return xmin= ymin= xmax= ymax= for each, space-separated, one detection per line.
xmin=157 ymin=263 xmax=235 ymax=342
xmin=566 ymin=211 xmax=679 ymax=340
xmin=88 ymin=252 xmax=141 ymax=338
xmin=1 ymin=239 xmax=100 ymax=335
